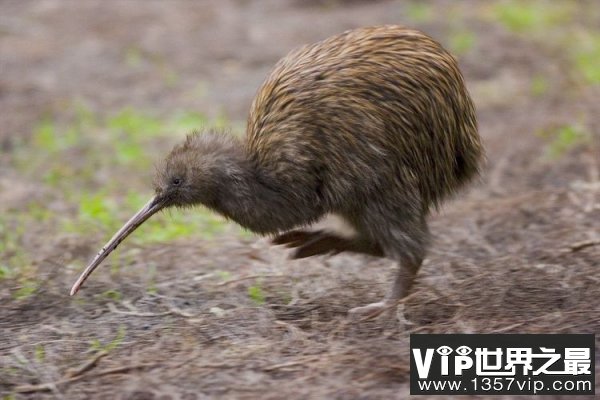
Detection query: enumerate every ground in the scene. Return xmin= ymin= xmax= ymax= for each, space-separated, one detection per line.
xmin=0 ymin=0 xmax=599 ymax=399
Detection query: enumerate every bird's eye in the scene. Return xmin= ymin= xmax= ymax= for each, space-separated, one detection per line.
xmin=172 ymin=178 xmax=182 ymax=186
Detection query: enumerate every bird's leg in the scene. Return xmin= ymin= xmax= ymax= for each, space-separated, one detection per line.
xmin=346 ymin=190 xmax=429 ymax=320
xmin=348 ymin=254 xmax=423 ymax=319
xmin=388 ymin=255 xmax=422 ymax=301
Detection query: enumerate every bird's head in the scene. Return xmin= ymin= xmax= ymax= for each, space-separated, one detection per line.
xmin=153 ymin=131 xmax=242 ymax=209
xmin=70 ymin=130 xmax=243 ymax=295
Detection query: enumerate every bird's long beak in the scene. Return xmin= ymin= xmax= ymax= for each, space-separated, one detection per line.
xmin=70 ymin=196 xmax=165 ymax=296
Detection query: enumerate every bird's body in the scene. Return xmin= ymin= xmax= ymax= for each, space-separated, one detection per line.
xmin=71 ymin=25 xmax=483 ymax=317
xmin=247 ymin=26 xmax=478 ymax=214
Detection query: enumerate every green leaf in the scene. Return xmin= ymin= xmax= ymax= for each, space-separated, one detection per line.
xmin=541 ymin=124 xmax=590 ymax=159
xmin=248 ymin=284 xmax=265 ymax=305
xmin=101 ymin=289 xmax=122 ymax=301
xmin=492 ymin=1 xmax=572 ymax=33
xmin=530 ymin=74 xmax=549 ymax=96
xmin=107 ymin=108 xmax=162 ymax=137
xmin=13 ymin=282 xmax=37 ymax=300
xmin=34 ymin=344 xmax=45 ymax=362
xmin=449 ymin=30 xmax=476 ymax=55
xmin=406 ymin=2 xmax=433 ymax=23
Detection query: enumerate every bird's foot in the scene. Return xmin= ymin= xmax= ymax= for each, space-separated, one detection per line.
xmin=348 ymin=300 xmax=397 ymax=321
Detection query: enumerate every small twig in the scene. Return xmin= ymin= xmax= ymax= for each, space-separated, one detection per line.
xmin=263 ymin=356 xmax=320 ymax=372
xmin=167 ymin=303 xmax=197 ymax=318
xmin=155 ymin=273 xmax=216 ymax=288
xmin=490 ymin=321 xmax=527 ymax=333
xmin=64 ymin=351 xmax=108 ymax=378
xmin=263 ymin=361 xmax=308 ymax=371
xmin=568 ymin=239 xmax=600 ymax=253
xmin=14 ymin=378 xmax=74 ymax=393
xmin=14 ymin=363 xmax=160 ymax=393
xmin=216 ymin=274 xmax=284 ymax=287
xmin=90 ymin=363 xmax=160 ymax=376
xmin=10 ymin=348 xmax=66 ymax=398
xmin=197 ymin=363 xmax=238 ymax=369
xmin=488 ymin=310 xmax=596 ymax=333
xmin=10 ymin=348 xmax=38 ymax=375
xmin=107 ymin=302 xmax=172 ymax=317
xmin=108 ymin=302 xmax=199 ymax=318
xmin=274 ymin=320 xmax=307 ymax=340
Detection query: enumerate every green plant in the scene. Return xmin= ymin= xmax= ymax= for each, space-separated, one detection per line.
xmin=27 ymin=202 xmax=53 ymax=222
xmin=169 ymin=111 xmax=208 ymax=133
xmin=0 ymin=216 xmax=31 ymax=280
xmin=213 ymin=111 xmax=231 ymax=131
xmin=73 ymin=101 xmax=97 ymax=130
xmin=32 ymin=119 xmax=78 ymax=154
xmin=530 ymin=74 xmax=549 ymax=96
xmin=107 ymin=108 xmax=163 ymax=138
xmin=406 ymin=2 xmax=433 ymax=23
xmin=217 ymin=271 xmax=232 ymax=282
xmin=573 ymin=32 xmax=600 ymax=85
xmin=540 ymin=124 xmax=590 ymax=158
xmin=492 ymin=1 xmax=572 ymax=33
xmin=76 ymin=192 xmax=121 ymax=232
xmin=125 ymin=47 xmax=143 ymax=68
xmin=145 ymin=263 xmax=158 ymax=294
xmin=13 ymin=280 xmax=38 ymax=300
xmin=248 ymin=284 xmax=265 ymax=305
xmin=101 ymin=289 xmax=122 ymax=301
xmin=449 ymin=30 xmax=476 ymax=55
xmin=89 ymin=325 xmax=126 ymax=353
xmin=0 ymin=265 xmax=10 ymax=280
xmin=34 ymin=344 xmax=45 ymax=362
xmin=104 ymin=109 xmax=211 ymax=166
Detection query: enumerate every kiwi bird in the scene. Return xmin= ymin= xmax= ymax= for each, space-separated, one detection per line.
xmin=70 ymin=25 xmax=483 ymax=317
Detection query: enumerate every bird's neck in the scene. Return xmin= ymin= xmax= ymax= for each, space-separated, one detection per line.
xmin=211 ymin=157 xmax=291 ymax=234
xmin=209 ymin=148 xmax=320 ymax=235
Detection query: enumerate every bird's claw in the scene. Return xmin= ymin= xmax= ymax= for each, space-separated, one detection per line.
xmin=348 ymin=301 xmax=396 ymax=321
